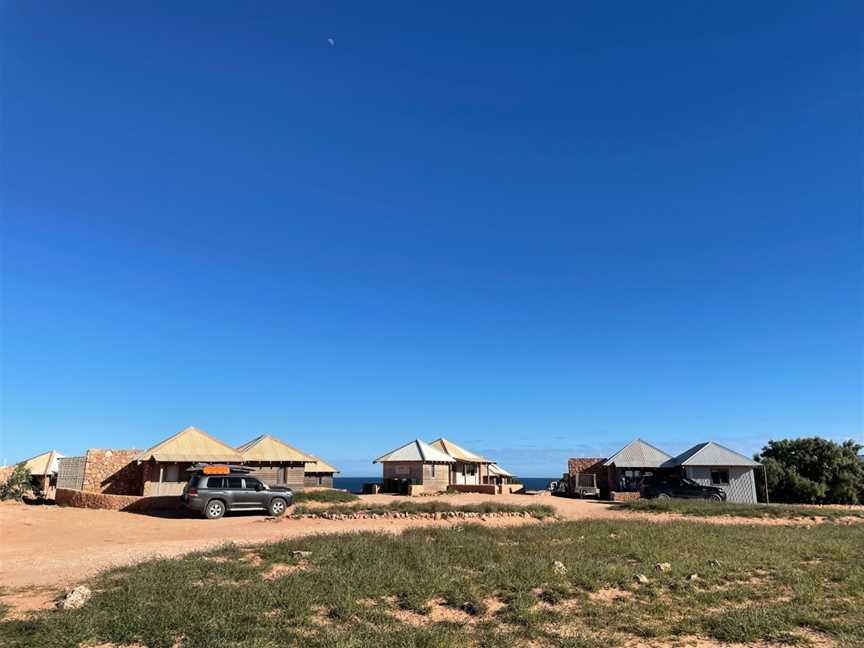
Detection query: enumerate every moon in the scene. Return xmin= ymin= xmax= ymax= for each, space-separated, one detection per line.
xmin=327 ymin=37 xmax=335 ymax=46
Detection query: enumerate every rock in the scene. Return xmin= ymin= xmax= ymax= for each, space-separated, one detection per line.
xmin=553 ymin=560 xmax=567 ymax=576
xmin=609 ymin=533 xmax=619 ymax=539
xmin=634 ymin=574 xmax=649 ymax=585
xmin=708 ymin=559 xmax=722 ymax=568
xmin=57 ymin=585 xmax=91 ymax=610
xmin=655 ymin=562 xmax=672 ymax=572
xmin=686 ymin=573 xmax=700 ymax=582
xmin=290 ymin=551 xmax=312 ymax=558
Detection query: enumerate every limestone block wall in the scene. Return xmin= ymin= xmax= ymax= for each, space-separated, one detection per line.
xmin=55 ymin=488 xmax=182 ymax=512
xmin=82 ymin=449 xmax=143 ymax=495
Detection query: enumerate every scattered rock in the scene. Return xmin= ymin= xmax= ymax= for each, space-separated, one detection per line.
xmin=708 ymin=559 xmax=722 ymax=568
xmin=290 ymin=551 xmax=312 ymax=558
xmin=608 ymin=533 xmax=619 ymax=539
xmin=686 ymin=573 xmax=701 ymax=582
xmin=57 ymin=585 xmax=91 ymax=610
xmin=655 ymin=562 xmax=672 ymax=572
xmin=553 ymin=561 xmax=567 ymax=576
xmin=634 ymin=574 xmax=649 ymax=585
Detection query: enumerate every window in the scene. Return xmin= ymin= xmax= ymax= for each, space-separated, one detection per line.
xmin=711 ymin=469 xmax=730 ymax=485
xmin=227 ymin=477 xmax=243 ymax=489
xmin=243 ymin=478 xmax=260 ymax=490
xmin=207 ymin=477 xmax=225 ymax=489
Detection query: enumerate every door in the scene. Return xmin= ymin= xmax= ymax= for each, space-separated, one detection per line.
xmin=234 ymin=477 xmax=265 ymax=509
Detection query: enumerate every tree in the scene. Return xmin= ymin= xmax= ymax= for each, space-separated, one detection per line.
xmin=0 ymin=463 xmax=33 ymax=501
xmin=755 ymin=438 xmax=864 ymax=505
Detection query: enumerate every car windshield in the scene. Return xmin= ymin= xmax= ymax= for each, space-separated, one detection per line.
xmin=682 ymin=477 xmax=700 ymax=487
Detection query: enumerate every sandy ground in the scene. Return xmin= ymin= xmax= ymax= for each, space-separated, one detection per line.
xmin=1 ymin=492 xmax=860 ymax=615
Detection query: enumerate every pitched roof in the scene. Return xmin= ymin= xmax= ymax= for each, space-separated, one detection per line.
xmin=487 ymin=463 xmax=513 ymax=477
xmin=22 ymin=450 xmax=64 ymax=476
xmin=133 ymin=426 xmax=242 ymax=463
xmin=374 ymin=439 xmax=455 ymax=463
xmin=236 ymin=434 xmax=314 ymax=463
xmin=304 ymin=454 xmax=340 ymax=474
xmin=428 ymin=438 xmax=492 ymax=463
xmin=603 ymin=438 xmax=673 ymax=468
xmin=666 ymin=441 xmax=759 ymax=468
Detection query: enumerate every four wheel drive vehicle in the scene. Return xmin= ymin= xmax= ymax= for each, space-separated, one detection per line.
xmin=181 ymin=465 xmax=294 ymax=519
xmin=549 ymin=472 xmax=599 ymax=498
xmin=639 ymin=474 xmax=726 ymax=501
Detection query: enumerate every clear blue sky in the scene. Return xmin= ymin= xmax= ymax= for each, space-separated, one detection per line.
xmin=1 ymin=2 xmax=862 ymax=476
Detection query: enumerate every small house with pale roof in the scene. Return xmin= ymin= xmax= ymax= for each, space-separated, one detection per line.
xmin=303 ymin=455 xmax=339 ymax=488
xmin=236 ymin=434 xmax=312 ymax=490
xmin=3 ymin=450 xmax=65 ymax=494
xmin=428 ymin=437 xmax=493 ymax=486
xmin=374 ymin=439 xmax=455 ymax=494
xmin=133 ymin=426 xmax=242 ymax=496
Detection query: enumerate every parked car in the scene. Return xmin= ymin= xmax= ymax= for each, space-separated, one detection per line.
xmin=549 ymin=472 xmax=599 ymax=498
xmin=639 ymin=474 xmax=726 ymax=502
xmin=181 ymin=465 xmax=294 ymax=519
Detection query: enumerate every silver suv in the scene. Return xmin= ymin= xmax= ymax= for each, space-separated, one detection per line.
xmin=181 ymin=466 xmax=294 ymax=519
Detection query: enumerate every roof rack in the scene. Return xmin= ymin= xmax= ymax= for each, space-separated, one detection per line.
xmin=186 ymin=463 xmax=253 ymax=474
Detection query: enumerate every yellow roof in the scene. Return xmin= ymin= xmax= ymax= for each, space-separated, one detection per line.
xmin=428 ymin=438 xmax=491 ymax=463
xmin=236 ymin=435 xmax=314 ymax=463
xmin=133 ymin=426 xmax=242 ymax=463
xmin=304 ymin=454 xmax=339 ymax=474
xmin=22 ymin=450 xmax=63 ymax=476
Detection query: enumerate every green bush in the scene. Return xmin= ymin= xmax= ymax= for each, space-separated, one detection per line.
xmin=755 ymin=438 xmax=864 ymax=505
xmin=0 ymin=463 xmax=32 ymax=501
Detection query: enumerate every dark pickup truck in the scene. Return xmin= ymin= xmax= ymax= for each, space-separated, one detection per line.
xmin=639 ymin=474 xmax=726 ymax=502
xmin=181 ymin=466 xmax=294 ymax=519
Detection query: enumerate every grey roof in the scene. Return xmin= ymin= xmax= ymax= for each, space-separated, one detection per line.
xmin=373 ymin=439 xmax=455 ymax=464
xmin=603 ymin=438 xmax=673 ymax=468
xmin=666 ymin=441 xmax=759 ymax=468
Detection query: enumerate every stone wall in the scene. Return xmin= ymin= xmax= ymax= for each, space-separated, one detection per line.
xmin=567 ymin=458 xmax=606 ymax=476
xmin=447 ymin=484 xmax=497 ymax=495
xmin=82 ymin=449 xmax=143 ymax=495
xmin=55 ymin=488 xmax=182 ymax=512
xmin=0 ymin=465 xmax=14 ymax=484
xmin=610 ymin=491 xmax=641 ymax=501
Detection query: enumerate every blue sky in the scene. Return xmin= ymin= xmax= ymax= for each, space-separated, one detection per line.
xmin=1 ymin=1 xmax=862 ymax=476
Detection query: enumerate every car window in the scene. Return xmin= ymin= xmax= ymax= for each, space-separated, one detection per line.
xmin=227 ymin=477 xmax=243 ymax=489
xmin=206 ymin=477 xmax=225 ymax=488
xmin=243 ymin=478 xmax=260 ymax=490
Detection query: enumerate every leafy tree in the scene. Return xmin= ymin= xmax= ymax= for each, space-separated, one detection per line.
xmin=0 ymin=463 xmax=33 ymax=501
xmin=755 ymin=438 xmax=864 ymax=505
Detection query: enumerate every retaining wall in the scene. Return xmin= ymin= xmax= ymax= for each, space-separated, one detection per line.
xmin=447 ymin=484 xmax=497 ymax=495
xmin=55 ymin=488 xmax=182 ymax=512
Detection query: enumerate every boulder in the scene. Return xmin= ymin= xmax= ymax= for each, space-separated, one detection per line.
xmin=57 ymin=585 xmax=92 ymax=610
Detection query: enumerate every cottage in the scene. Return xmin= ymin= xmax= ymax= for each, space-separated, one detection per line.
xmin=236 ymin=434 xmax=312 ymax=490
xmin=133 ymin=426 xmax=242 ymax=496
xmin=14 ymin=450 xmax=64 ymax=494
xmin=568 ymin=438 xmax=762 ymax=503
xmin=666 ymin=441 xmax=759 ymax=503
xmin=303 ymin=455 xmax=339 ymax=488
xmin=428 ymin=437 xmax=492 ymax=485
xmin=483 ymin=463 xmax=518 ymax=488
xmin=374 ymin=439 xmax=455 ymax=494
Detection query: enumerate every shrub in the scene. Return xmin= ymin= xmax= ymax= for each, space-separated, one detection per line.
xmin=0 ymin=463 xmax=32 ymax=501
xmin=293 ymin=490 xmax=359 ymax=504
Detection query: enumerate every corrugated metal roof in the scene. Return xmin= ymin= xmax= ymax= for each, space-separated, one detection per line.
xmin=134 ymin=426 xmax=243 ymax=463
xmin=667 ymin=441 xmax=759 ymax=467
xmin=304 ymin=454 xmax=340 ymax=474
xmin=374 ymin=439 xmax=455 ymax=463
xmin=487 ymin=463 xmax=513 ymax=477
xmin=603 ymin=438 xmax=673 ymax=468
xmin=22 ymin=450 xmax=64 ymax=476
xmin=428 ymin=438 xmax=491 ymax=463
xmin=236 ymin=434 xmax=313 ymax=463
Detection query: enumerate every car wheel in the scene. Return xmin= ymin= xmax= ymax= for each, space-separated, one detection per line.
xmin=205 ymin=500 xmax=226 ymax=519
xmin=656 ymin=493 xmax=671 ymax=500
xmin=707 ymin=493 xmax=723 ymax=503
xmin=268 ymin=498 xmax=288 ymax=517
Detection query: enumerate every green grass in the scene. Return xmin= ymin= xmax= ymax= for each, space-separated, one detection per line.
xmin=292 ymin=500 xmax=556 ymax=518
xmin=2 ymin=520 xmax=862 ymax=648
xmin=292 ymin=489 xmax=359 ymax=504
xmin=616 ymin=498 xmax=864 ymax=520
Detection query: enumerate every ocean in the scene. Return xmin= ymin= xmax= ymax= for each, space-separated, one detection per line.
xmin=333 ymin=476 xmax=554 ymax=494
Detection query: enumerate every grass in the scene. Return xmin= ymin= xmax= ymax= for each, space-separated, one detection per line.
xmin=616 ymin=498 xmax=864 ymax=520
xmin=292 ymin=490 xmax=359 ymax=504
xmin=2 ymin=519 xmax=862 ymax=648
xmin=292 ymin=500 xmax=556 ymax=518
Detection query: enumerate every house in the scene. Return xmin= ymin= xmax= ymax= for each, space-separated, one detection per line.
xmin=428 ymin=437 xmax=492 ymax=485
xmin=236 ymin=434 xmax=312 ymax=490
xmin=303 ymin=455 xmax=339 ymax=488
xmin=374 ymin=439 xmax=455 ymax=494
xmin=568 ymin=438 xmax=761 ymax=503
xmin=133 ymin=426 xmax=243 ymax=496
xmin=483 ymin=463 xmax=518 ymax=488
xmin=6 ymin=450 xmax=65 ymax=494
xmin=666 ymin=441 xmax=759 ymax=504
